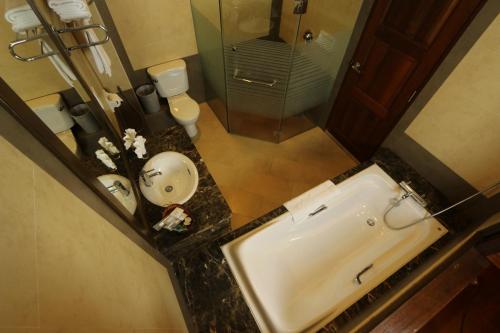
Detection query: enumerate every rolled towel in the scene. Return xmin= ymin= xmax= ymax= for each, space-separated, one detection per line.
xmin=47 ymin=0 xmax=90 ymax=21
xmin=83 ymin=19 xmax=112 ymax=77
xmin=4 ymin=0 xmax=41 ymax=32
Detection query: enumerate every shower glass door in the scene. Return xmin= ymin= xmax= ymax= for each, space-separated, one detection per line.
xmin=280 ymin=0 xmax=363 ymax=141
xmin=220 ymin=0 xmax=302 ymax=141
xmin=207 ymin=0 xmax=363 ymax=142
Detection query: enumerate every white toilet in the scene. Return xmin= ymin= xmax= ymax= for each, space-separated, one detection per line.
xmin=147 ymin=60 xmax=200 ymax=138
xmin=26 ymin=94 xmax=80 ymax=156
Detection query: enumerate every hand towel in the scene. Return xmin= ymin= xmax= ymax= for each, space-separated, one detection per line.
xmin=284 ymin=180 xmax=337 ymax=223
xmin=41 ymin=40 xmax=76 ymax=86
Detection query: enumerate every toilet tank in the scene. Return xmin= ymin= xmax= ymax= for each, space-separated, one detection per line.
xmin=147 ymin=59 xmax=189 ymax=98
xmin=26 ymin=94 xmax=74 ymax=133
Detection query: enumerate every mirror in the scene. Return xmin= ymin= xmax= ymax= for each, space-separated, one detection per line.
xmin=0 ymin=0 xmax=147 ymax=226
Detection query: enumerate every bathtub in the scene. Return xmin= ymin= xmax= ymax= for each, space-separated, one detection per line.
xmin=221 ymin=165 xmax=447 ymax=333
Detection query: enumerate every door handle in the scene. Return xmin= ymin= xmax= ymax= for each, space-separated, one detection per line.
xmin=351 ymin=61 xmax=362 ymax=74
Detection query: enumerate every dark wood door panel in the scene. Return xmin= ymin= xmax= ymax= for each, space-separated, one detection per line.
xmin=357 ymin=42 xmax=416 ymax=110
xmin=384 ymin=0 xmax=461 ymax=48
xmin=327 ymin=0 xmax=486 ymax=161
xmin=331 ymin=101 xmax=382 ymax=156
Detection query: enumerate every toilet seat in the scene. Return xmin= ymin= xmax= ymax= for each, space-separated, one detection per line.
xmin=168 ymin=93 xmax=200 ymax=122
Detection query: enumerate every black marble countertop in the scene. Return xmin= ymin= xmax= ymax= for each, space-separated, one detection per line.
xmin=81 ymin=124 xmax=232 ymax=256
xmin=170 ymin=148 xmax=463 ymax=332
xmin=133 ymin=126 xmax=232 ymax=256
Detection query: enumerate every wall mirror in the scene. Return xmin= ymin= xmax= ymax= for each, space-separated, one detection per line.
xmin=0 ymin=0 xmax=151 ymax=238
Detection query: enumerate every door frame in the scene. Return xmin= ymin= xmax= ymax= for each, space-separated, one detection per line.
xmin=317 ymin=0 xmax=376 ymax=129
xmin=325 ymin=0 xmax=487 ymax=160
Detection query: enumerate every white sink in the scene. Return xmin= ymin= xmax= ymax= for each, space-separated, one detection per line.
xmin=139 ymin=151 xmax=198 ymax=207
xmin=97 ymin=174 xmax=137 ymax=215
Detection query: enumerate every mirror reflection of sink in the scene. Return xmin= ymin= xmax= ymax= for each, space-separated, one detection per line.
xmin=98 ymin=174 xmax=137 ymax=215
xmin=139 ymin=152 xmax=199 ymax=207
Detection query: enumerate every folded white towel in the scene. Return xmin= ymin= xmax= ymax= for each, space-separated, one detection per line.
xmin=83 ymin=19 xmax=112 ymax=77
xmin=41 ymin=40 xmax=76 ymax=86
xmin=48 ymin=0 xmax=90 ymax=21
xmin=4 ymin=4 xmax=41 ymax=32
xmin=284 ymin=180 xmax=337 ymax=223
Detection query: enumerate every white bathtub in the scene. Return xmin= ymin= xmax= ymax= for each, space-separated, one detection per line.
xmin=221 ymin=165 xmax=447 ymax=333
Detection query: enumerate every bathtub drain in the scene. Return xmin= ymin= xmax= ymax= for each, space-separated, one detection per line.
xmin=366 ymin=218 xmax=376 ymax=226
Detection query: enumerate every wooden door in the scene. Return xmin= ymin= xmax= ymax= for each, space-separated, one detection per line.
xmin=326 ymin=0 xmax=486 ymax=161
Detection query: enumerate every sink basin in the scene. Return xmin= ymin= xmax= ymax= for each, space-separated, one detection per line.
xmin=97 ymin=174 xmax=137 ymax=215
xmin=139 ymin=151 xmax=198 ymax=207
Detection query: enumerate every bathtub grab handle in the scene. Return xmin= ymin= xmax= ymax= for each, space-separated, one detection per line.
xmin=308 ymin=204 xmax=328 ymax=217
xmin=355 ymin=264 xmax=373 ymax=285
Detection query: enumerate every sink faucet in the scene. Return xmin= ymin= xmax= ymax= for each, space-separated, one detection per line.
xmin=140 ymin=168 xmax=162 ymax=187
xmin=107 ymin=180 xmax=130 ymax=196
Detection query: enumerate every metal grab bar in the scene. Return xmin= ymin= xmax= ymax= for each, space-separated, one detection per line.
xmin=355 ymin=263 xmax=373 ymax=285
xmin=56 ymin=24 xmax=110 ymax=51
xmin=233 ymin=69 xmax=278 ymax=87
xmin=8 ymin=24 xmax=109 ymax=62
xmin=8 ymin=33 xmax=57 ymax=62
xmin=308 ymin=204 xmax=328 ymax=217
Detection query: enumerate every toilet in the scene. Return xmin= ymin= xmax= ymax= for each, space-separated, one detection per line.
xmin=26 ymin=94 xmax=80 ymax=156
xmin=147 ymin=60 xmax=200 ymax=138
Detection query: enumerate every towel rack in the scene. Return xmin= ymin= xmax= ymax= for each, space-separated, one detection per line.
xmin=57 ymin=24 xmax=110 ymax=51
xmin=233 ymin=68 xmax=278 ymax=87
xmin=8 ymin=24 xmax=110 ymax=62
xmin=9 ymin=32 xmax=58 ymax=62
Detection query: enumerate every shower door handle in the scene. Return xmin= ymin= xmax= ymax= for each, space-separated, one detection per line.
xmin=233 ymin=69 xmax=278 ymax=87
xmin=293 ymin=0 xmax=308 ymax=14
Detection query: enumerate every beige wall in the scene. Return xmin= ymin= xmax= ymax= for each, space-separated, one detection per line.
xmin=105 ymin=0 xmax=198 ymax=70
xmin=406 ymin=14 xmax=500 ymax=195
xmin=280 ymin=0 xmax=362 ymax=45
xmin=0 ymin=135 xmax=188 ymax=332
xmin=220 ymin=0 xmax=272 ymax=44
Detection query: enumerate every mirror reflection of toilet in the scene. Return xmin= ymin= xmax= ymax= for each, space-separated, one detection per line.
xmin=26 ymin=94 xmax=81 ymax=156
xmin=147 ymin=60 xmax=200 ymax=139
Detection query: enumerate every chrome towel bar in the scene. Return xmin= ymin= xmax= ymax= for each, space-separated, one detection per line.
xmin=9 ymin=33 xmax=57 ymax=62
xmin=233 ymin=69 xmax=278 ymax=87
xmin=8 ymin=24 xmax=109 ymax=62
xmin=59 ymin=24 xmax=110 ymax=51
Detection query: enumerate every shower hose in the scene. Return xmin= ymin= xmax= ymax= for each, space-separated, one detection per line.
xmin=383 ymin=181 xmax=500 ymax=231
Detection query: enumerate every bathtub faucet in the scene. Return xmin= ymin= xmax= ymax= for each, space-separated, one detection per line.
xmin=385 ymin=180 xmax=500 ymax=231
xmin=398 ymin=181 xmax=427 ymax=207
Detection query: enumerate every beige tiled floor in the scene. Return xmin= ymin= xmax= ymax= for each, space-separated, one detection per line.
xmin=194 ymin=103 xmax=358 ymax=229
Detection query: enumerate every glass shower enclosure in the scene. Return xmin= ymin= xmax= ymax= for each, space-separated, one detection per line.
xmin=190 ymin=0 xmax=362 ymax=142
